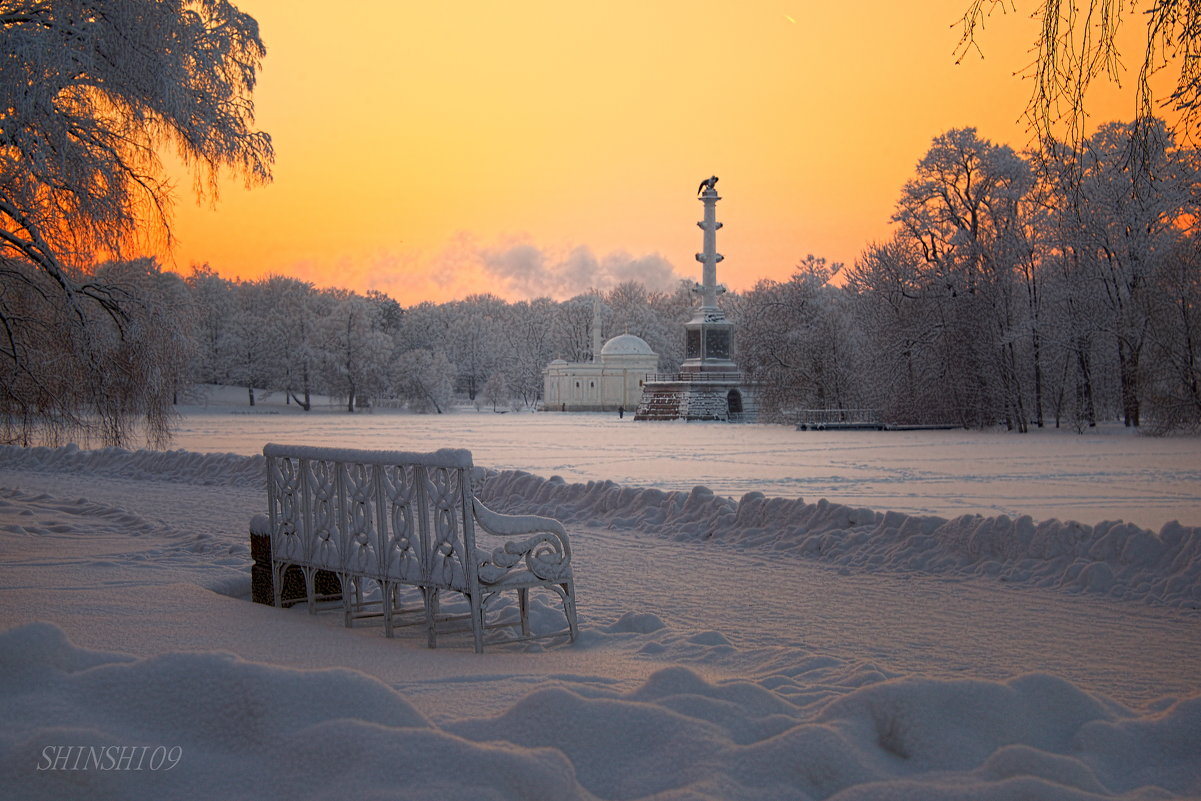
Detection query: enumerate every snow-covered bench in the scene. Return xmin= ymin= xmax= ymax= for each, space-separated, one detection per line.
xmin=253 ymin=443 xmax=577 ymax=652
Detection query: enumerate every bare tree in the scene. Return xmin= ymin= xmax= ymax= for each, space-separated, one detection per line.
xmin=957 ymin=0 xmax=1201 ymax=145
xmin=0 ymin=0 xmax=272 ymax=445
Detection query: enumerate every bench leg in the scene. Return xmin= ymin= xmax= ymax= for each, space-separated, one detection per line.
xmin=382 ymin=581 xmax=394 ymax=638
xmin=300 ymin=566 xmax=318 ymax=614
xmin=518 ymin=588 xmax=530 ymax=638
xmin=469 ymin=591 xmax=485 ymax=654
xmin=272 ymin=561 xmax=285 ymax=608
xmin=338 ymin=574 xmax=356 ymax=627
xmin=561 ymin=580 xmax=578 ymax=642
xmin=424 ymin=588 xmax=439 ymax=649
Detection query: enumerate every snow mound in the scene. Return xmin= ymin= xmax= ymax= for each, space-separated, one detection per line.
xmin=0 ymin=445 xmax=267 ymax=489
xmin=479 ymin=470 xmax=1201 ymax=608
xmin=4 ymin=623 xmax=1196 ymax=801
xmin=4 ymin=446 xmax=1199 ymax=607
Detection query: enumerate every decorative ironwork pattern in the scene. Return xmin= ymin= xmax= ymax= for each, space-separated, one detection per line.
xmin=305 ymin=459 xmax=340 ymax=571
xmin=380 ymin=463 xmax=422 ymax=583
xmin=267 ymin=455 xmax=304 ymax=564
xmin=424 ymin=465 xmax=469 ymax=591
xmin=340 ymin=461 xmax=377 ymax=576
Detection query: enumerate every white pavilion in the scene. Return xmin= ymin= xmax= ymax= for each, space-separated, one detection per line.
xmin=542 ymin=322 xmax=658 ymax=413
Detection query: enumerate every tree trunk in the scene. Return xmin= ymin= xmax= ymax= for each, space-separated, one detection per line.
xmin=1031 ymin=329 xmax=1045 ymax=428
xmin=1074 ymin=338 xmax=1096 ymax=429
xmin=1119 ymin=342 xmax=1141 ymax=427
xmin=248 ymin=386 xmax=255 ymax=407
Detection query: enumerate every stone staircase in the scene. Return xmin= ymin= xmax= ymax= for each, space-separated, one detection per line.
xmin=634 ymin=387 xmax=684 ymax=420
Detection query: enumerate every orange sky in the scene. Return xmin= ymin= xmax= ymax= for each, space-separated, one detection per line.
xmin=163 ymin=0 xmax=1142 ymax=304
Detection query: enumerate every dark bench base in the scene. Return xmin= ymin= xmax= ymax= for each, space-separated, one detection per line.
xmin=250 ymin=528 xmax=340 ymax=606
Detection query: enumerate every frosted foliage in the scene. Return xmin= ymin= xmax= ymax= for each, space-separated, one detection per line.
xmin=0 ymin=0 xmax=272 ymax=446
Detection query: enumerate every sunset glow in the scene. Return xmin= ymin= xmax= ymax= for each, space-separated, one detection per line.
xmin=164 ymin=0 xmax=1140 ymax=304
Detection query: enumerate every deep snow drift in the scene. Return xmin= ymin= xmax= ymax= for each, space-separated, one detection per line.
xmin=1 ymin=407 xmax=1199 ymax=800
xmin=3 ymin=620 xmax=1199 ymax=801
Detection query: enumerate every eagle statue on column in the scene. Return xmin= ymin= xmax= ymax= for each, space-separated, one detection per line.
xmin=697 ymin=175 xmax=718 ymax=195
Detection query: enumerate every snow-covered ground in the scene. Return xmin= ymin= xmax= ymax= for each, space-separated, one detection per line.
xmin=169 ymin=387 xmax=1201 ymax=529
xmin=2 ymin=392 xmax=1199 ymax=800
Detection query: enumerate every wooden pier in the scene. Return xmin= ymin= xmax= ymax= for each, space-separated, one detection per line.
xmin=795 ymin=409 xmax=960 ymax=431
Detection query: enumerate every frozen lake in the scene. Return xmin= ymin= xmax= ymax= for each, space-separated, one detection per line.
xmin=172 ymin=398 xmax=1201 ymax=529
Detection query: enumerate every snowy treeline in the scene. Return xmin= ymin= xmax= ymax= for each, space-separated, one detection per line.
xmin=740 ymin=122 xmax=1201 ymax=434
xmin=182 ymin=270 xmax=694 ymax=414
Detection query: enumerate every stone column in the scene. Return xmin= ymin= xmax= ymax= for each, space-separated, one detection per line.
xmin=695 ymin=186 xmax=724 ymax=311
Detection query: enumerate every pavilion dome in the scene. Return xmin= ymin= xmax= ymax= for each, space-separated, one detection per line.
xmin=600 ymin=334 xmax=655 ymax=357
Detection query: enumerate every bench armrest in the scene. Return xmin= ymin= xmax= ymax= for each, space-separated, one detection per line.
xmin=472 ymin=498 xmax=572 ymax=582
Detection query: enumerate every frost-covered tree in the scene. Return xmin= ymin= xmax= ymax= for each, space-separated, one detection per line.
xmin=1045 ymin=120 xmax=1200 ymax=427
xmin=0 ymin=0 xmax=272 ymax=444
xmin=391 ymin=348 xmax=453 ymax=414
xmin=184 ymin=265 xmax=237 ymax=386
xmin=1143 ymin=232 xmax=1201 ymax=432
xmin=259 ymin=275 xmax=324 ymax=410
xmin=481 ymin=371 xmax=510 ymax=412
xmin=892 ymin=128 xmax=1039 ymax=429
xmin=502 ymin=298 xmax=558 ymax=409
xmin=317 ymin=290 xmax=393 ymax=412
xmin=88 ymin=258 xmax=194 ymax=442
xmin=553 ymin=295 xmax=602 ymax=363
xmin=740 ymin=257 xmax=864 ymax=422
xmin=649 ymin=280 xmax=696 ymax=371
xmin=846 ymin=236 xmax=947 ymax=424
xmin=446 ymin=294 xmax=505 ymax=400
xmin=395 ymin=301 xmax=450 ymax=354
xmin=226 ymin=280 xmax=276 ymax=406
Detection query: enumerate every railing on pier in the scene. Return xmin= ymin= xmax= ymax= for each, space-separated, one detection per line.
xmin=644 ymin=371 xmax=744 ymax=384
xmin=796 ymin=409 xmax=883 ymax=430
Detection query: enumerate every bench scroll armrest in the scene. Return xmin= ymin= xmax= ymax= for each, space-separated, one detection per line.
xmin=471 ymin=498 xmax=572 ymax=582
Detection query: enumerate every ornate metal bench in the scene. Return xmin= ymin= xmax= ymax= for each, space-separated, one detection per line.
xmin=253 ymin=443 xmax=577 ymax=652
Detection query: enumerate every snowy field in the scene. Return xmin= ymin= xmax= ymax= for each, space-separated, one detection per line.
xmin=1 ymin=391 xmax=1200 ymax=800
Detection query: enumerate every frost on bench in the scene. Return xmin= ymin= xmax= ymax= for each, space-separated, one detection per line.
xmin=259 ymin=443 xmax=578 ymax=652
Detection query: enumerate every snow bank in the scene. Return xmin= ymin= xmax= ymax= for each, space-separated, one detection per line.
xmin=0 ymin=444 xmax=267 ymax=489
xmin=478 ymin=470 xmax=1201 ymax=608
xmin=4 ymin=445 xmax=1199 ymax=607
xmin=2 ymin=622 xmax=1197 ymax=801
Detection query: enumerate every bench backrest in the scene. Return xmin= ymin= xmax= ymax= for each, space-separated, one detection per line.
xmin=263 ymin=443 xmax=480 ymax=592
